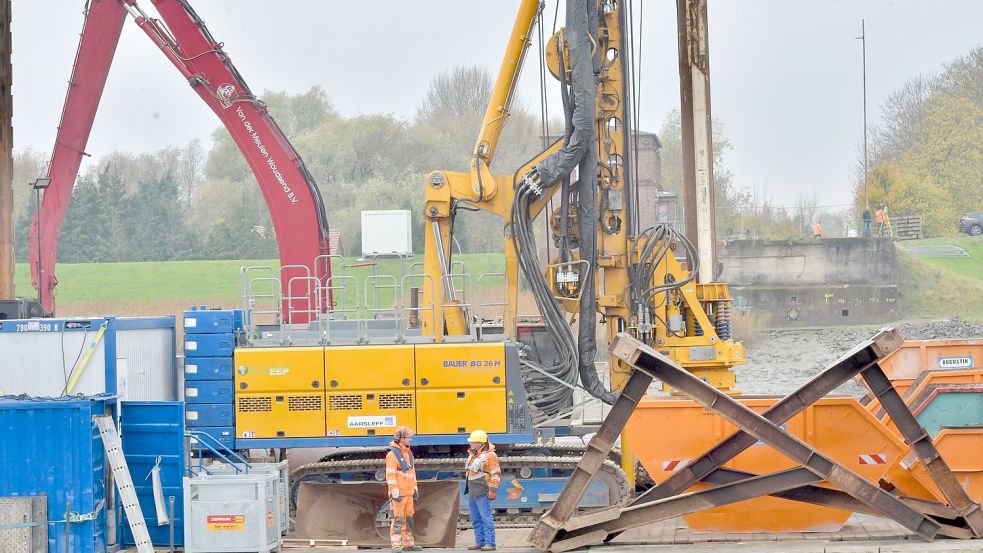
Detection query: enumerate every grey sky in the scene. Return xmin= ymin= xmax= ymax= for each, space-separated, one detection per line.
xmin=11 ymin=1 xmax=983 ymax=208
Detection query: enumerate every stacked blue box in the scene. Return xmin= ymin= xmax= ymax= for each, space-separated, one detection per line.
xmin=183 ymin=307 xmax=242 ymax=451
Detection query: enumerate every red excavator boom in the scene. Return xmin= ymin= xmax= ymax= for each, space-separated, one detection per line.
xmin=29 ymin=0 xmax=331 ymax=319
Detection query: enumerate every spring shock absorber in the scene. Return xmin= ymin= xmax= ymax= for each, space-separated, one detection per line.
xmin=715 ymin=300 xmax=732 ymax=340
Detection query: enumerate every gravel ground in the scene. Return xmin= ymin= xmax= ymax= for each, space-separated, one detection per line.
xmin=736 ymin=318 xmax=983 ymax=396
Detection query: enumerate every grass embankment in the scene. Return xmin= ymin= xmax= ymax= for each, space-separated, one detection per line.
xmin=895 ymin=237 xmax=983 ymax=321
xmin=12 ymin=254 xmax=507 ymax=319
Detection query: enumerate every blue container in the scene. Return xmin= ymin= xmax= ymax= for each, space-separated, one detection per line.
xmin=184 ymin=357 xmax=235 ymax=381
xmin=188 ymin=427 xmax=236 ymax=451
xmin=184 ymin=380 xmax=235 ymax=404
xmin=183 ymin=333 xmax=234 ymax=358
xmin=0 ymin=395 xmax=113 ymax=553
xmin=185 ymin=403 xmax=235 ymax=427
xmin=182 ymin=309 xmax=242 ymax=335
xmin=119 ymin=401 xmax=185 ymax=547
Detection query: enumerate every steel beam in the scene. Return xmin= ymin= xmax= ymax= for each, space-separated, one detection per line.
xmin=861 ymin=366 xmax=983 ymax=536
xmin=551 ymin=468 xmax=821 ymax=552
xmin=0 ymin=0 xmax=12 ymax=299
xmin=629 ymin=328 xmax=902 ymax=509
xmin=603 ymin=334 xmax=941 ymax=542
xmin=527 ymin=368 xmax=653 ymax=550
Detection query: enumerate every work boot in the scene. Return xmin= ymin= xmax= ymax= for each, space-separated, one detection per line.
xmin=466 ymin=547 xmax=483 ymax=551
xmin=481 ymin=547 xmax=497 ymax=551
xmin=406 ymin=547 xmax=423 ymax=552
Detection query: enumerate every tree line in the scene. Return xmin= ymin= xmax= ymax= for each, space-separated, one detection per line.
xmin=11 ymin=66 xmax=546 ymax=263
xmin=858 ymin=46 xmax=983 ymax=236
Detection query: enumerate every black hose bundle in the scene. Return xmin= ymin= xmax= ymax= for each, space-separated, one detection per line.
xmin=511 ymin=0 xmax=617 ymax=420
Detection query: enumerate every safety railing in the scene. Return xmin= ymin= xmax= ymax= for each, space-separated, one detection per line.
xmin=238 ymin=256 xmax=514 ymax=343
xmin=241 ymin=266 xmax=280 ymax=329
xmin=400 ymin=273 xmax=439 ymax=343
xmin=476 ymin=272 xmax=510 ymax=341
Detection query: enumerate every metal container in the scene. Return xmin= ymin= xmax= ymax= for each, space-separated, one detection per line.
xmin=207 ymin=461 xmax=289 ymax=535
xmin=186 ymin=403 xmax=235 ymax=427
xmin=119 ymin=401 xmax=186 ymax=548
xmin=0 ymin=395 xmax=114 ymax=553
xmin=184 ymin=333 xmax=235 ymax=358
xmin=0 ymin=316 xmax=176 ymax=400
xmin=361 ymin=209 xmax=413 ymax=257
xmin=183 ymin=473 xmax=280 ymax=553
xmin=184 ymin=357 xmax=235 ymax=381
xmin=189 ymin=427 xmax=235 ymax=451
xmin=185 ymin=380 xmax=235 ymax=404
xmin=626 ymin=396 xmax=907 ymax=533
xmin=183 ymin=309 xmax=243 ymax=335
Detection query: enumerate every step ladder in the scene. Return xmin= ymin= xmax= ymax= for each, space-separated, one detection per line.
xmin=95 ymin=415 xmax=155 ymax=553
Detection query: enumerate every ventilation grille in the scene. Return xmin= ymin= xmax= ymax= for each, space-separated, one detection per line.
xmin=329 ymin=394 xmax=363 ymax=410
xmin=288 ymin=395 xmax=323 ymax=412
xmin=379 ymin=393 xmax=413 ymax=410
xmin=238 ymin=396 xmax=272 ymax=412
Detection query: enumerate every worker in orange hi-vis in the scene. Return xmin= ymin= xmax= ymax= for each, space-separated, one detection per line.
xmin=813 ymin=220 xmax=823 ymax=238
xmin=386 ymin=426 xmax=422 ymax=553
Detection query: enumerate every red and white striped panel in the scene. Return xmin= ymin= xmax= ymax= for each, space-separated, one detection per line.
xmin=858 ymin=453 xmax=888 ymax=465
xmin=661 ymin=459 xmax=690 ymax=472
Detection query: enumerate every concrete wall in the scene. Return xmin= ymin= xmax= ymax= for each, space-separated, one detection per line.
xmin=719 ymin=239 xmax=898 ymax=326
xmin=720 ymin=238 xmax=896 ymax=286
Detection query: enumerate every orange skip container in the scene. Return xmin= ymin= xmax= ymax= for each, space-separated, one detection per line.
xmin=625 ymin=396 xmax=907 ymax=533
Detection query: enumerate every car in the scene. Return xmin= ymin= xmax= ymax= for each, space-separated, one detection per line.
xmin=960 ymin=212 xmax=983 ymax=236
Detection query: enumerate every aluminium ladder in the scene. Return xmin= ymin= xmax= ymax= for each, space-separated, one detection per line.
xmin=95 ymin=415 xmax=155 ymax=553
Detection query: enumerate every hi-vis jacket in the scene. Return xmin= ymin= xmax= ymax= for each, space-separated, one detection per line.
xmin=464 ymin=443 xmax=501 ymax=498
xmin=385 ymin=440 xmax=418 ymax=499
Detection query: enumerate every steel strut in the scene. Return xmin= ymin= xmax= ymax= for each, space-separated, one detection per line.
xmin=528 ymin=330 xmax=972 ymax=551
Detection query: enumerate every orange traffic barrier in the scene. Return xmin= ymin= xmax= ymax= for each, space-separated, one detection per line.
xmin=625 ymin=396 xmax=907 ymax=533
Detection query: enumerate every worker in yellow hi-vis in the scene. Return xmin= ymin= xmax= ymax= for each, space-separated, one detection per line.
xmin=464 ymin=429 xmax=501 ymax=551
xmin=386 ymin=426 xmax=422 ymax=552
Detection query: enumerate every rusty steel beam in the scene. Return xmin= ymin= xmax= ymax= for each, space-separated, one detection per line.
xmin=604 ymin=334 xmax=941 ymax=542
xmin=527 ymin=368 xmax=653 ymax=551
xmin=703 ymin=467 xmax=965 ymax=535
xmin=551 ymin=468 xmax=821 ymax=552
xmin=626 ymin=328 xmax=902 ymax=510
xmin=861 ymin=366 xmax=983 ymax=536
xmin=0 ymin=0 xmax=12 ymax=299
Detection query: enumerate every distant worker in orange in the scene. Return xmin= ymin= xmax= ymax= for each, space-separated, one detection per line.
xmin=386 ymin=426 xmax=421 ymax=553
xmin=464 ymin=430 xmax=501 ymax=551
xmin=813 ymin=220 xmax=823 ymax=238
xmin=875 ymin=206 xmax=886 ymax=237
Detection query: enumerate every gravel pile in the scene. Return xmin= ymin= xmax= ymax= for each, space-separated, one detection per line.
xmin=735 ymin=318 xmax=983 ymax=397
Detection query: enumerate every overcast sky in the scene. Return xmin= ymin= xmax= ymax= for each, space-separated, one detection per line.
xmin=11 ymin=1 xmax=983 ymax=208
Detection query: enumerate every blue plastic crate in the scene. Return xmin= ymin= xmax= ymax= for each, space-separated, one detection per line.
xmin=189 ymin=426 xmax=236 ymax=451
xmin=183 ymin=308 xmax=242 ymax=335
xmin=185 ymin=403 xmax=234 ymax=427
xmin=184 ymin=333 xmax=234 ymax=358
xmin=184 ymin=357 xmax=235 ymax=381
xmin=185 ymin=380 xmax=235 ymax=404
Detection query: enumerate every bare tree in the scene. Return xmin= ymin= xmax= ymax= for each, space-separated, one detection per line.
xmin=178 ymin=139 xmax=205 ymax=207
xmin=417 ymin=64 xmax=493 ymax=123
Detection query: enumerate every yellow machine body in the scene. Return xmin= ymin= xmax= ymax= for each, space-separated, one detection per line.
xmin=234 ymin=342 xmax=510 ymax=439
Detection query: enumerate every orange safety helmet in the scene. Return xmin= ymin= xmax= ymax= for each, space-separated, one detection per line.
xmin=394 ymin=425 xmax=415 ymax=442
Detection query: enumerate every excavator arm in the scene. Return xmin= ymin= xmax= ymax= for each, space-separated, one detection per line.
xmin=30 ymin=0 xmax=331 ymax=318
xmin=28 ymin=0 xmax=127 ymax=315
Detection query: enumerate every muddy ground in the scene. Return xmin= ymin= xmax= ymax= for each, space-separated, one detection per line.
xmin=736 ymin=318 xmax=983 ymax=397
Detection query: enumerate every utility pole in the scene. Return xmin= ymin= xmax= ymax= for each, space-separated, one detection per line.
xmin=0 ymin=0 xmax=13 ymax=299
xmin=857 ymin=19 xmax=869 ymax=207
xmin=676 ymin=0 xmax=716 ymax=282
